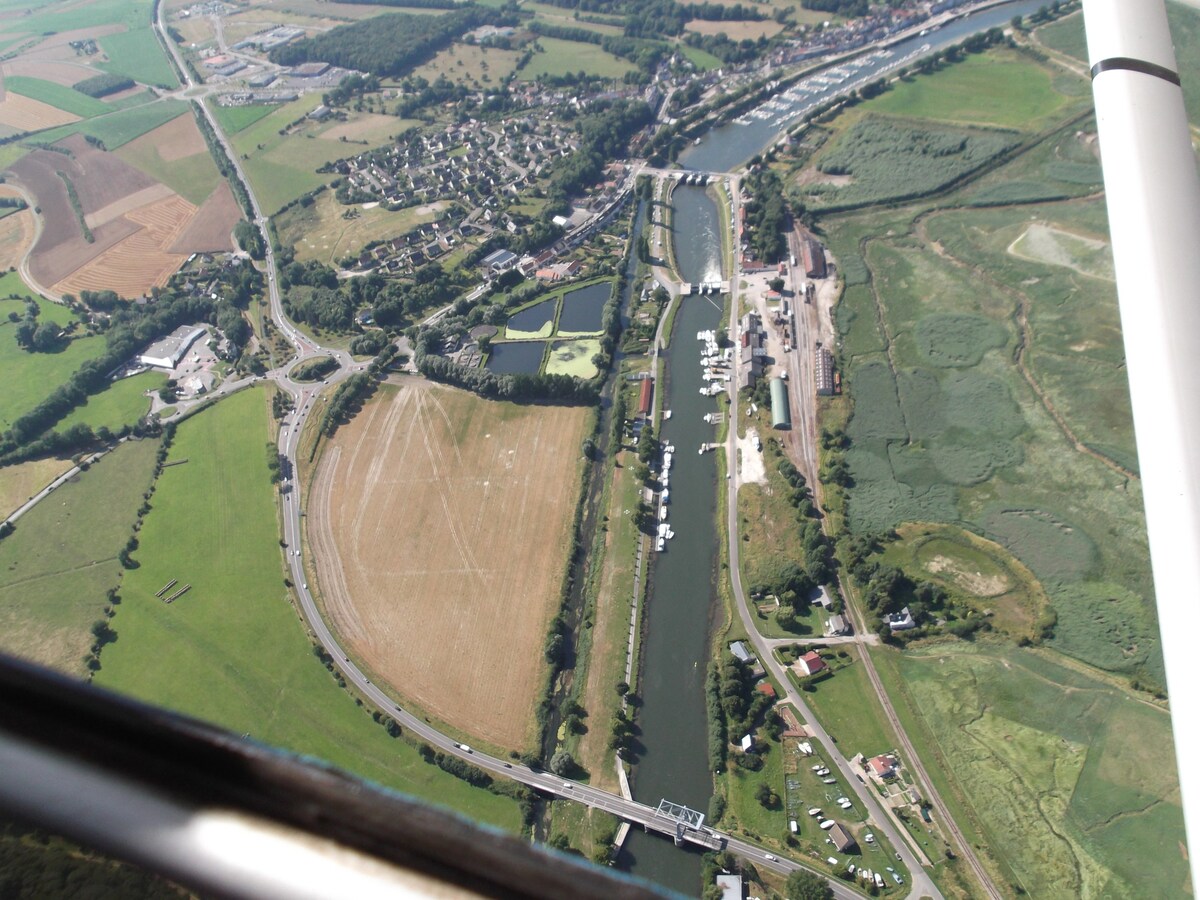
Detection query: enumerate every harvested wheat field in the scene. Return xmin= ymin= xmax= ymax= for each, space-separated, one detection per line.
xmin=120 ymin=111 xmax=207 ymax=162
xmin=309 ymin=380 xmax=589 ymax=749
xmin=55 ymin=193 xmax=195 ymax=296
xmin=0 ymin=186 xmax=33 ymax=270
xmin=3 ymin=59 xmax=98 ymax=87
xmin=0 ymin=91 xmax=78 ymax=130
xmin=169 ymin=181 xmax=239 ymax=252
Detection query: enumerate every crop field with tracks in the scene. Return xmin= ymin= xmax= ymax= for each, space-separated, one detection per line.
xmin=308 ymin=380 xmax=589 ymax=750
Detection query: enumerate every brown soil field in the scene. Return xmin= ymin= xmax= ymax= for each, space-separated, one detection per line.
xmin=169 ymin=180 xmax=239 ymax=253
xmin=57 ymin=134 xmax=158 ymax=214
xmin=3 ymin=58 xmax=99 ymax=87
xmin=55 ymin=194 xmax=196 ymax=296
xmin=122 ymin=111 xmax=208 ymax=162
xmin=0 ymin=92 xmax=78 ymax=130
xmin=309 ymin=381 xmax=589 ymax=749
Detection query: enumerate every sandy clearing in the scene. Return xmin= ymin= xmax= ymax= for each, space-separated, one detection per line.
xmin=0 ymin=92 xmax=78 ymax=130
xmin=84 ymin=182 xmax=174 ymax=229
xmin=309 ymin=381 xmax=588 ymax=749
xmin=738 ymin=428 xmax=767 ymax=484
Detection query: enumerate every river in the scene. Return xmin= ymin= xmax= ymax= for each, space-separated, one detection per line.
xmin=617 ymin=185 xmax=727 ymax=894
xmin=619 ymin=3 xmax=1047 ymax=892
xmin=680 ymin=0 xmax=1055 ymax=174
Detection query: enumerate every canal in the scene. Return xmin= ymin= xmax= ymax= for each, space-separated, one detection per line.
xmin=680 ymin=0 xmax=1055 ymax=174
xmin=617 ymin=185 xmax=727 ymax=894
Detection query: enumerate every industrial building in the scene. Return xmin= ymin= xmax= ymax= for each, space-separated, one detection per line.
xmin=638 ymin=377 xmax=654 ymax=416
xmin=816 ymin=347 xmax=835 ymax=396
xmin=800 ymin=237 xmax=827 ymax=279
xmin=770 ymin=376 xmax=791 ymax=429
xmin=139 ymin=325 xmax=208 ymax=369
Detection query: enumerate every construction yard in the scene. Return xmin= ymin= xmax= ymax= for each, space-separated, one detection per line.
xmin=308 ymin=380 xmax=590 ymax=750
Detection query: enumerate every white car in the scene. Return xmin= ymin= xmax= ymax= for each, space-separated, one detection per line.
xmin=764 ymin=854 xmax=776 ymax=862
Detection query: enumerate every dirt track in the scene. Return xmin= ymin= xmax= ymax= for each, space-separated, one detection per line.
xmin=308 ymin=381 xmax=589 ymax=749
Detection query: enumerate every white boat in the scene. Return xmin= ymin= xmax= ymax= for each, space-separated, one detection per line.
xmin=659 ymin=506 xmax=668 ymax=521
xmin=656 ymin=536 xmax=665 ymax=551
xmin=661 ymin=488 xmax=670 ymax=503
xmin=663 ymin=409 xmax=672 ymax=419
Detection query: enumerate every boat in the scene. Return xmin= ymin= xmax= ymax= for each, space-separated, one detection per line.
xmin=663 ymin=409 xmax=672 ymax=420
xmin=659 ymin=506 xmax=668 ymax=521
xmin=656 ymin=536 xmax=665 ymax=551
xmin=661 ymin=488 xmax=670 ymax=503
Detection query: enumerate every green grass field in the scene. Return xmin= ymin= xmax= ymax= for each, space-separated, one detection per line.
xmin=97 ymin=27 xmax=179 ymax=88
xmin=95 ymin=388 xmax=523 ymax=830
xmin=883 ymin=644 xmax=1187 ymax=899
xmin=1034 ymin=11 xmax=1088 ymax=63
xmin=209 ymin=102 xmax=275 ymax=136
xmin=0 ymin=437 xmax=159 ymax=675
xmin=0 ymin=322 xmax=104 ymax=432
xmin=865 ymin=49 xmax=1075 ymax=131
xmin=4 ymin=76 xmax=111 ymax=118
xmin=33 ymin=100 xmax=190 ymax=150
xmin=0 ymin=271 xmax=74 ymax=324
xmin=113 ymin=117 xmax=221 ymax=206
xmin=275 ymin=189 xmax=443 ymax=265
xmin=802 ymin=648 xmax=898 ymax=760
xmin=59 ymin=371 xmax=164 ymax=434
xmin=518 ymin=37 xmax=635 ymax=81
xmin=544 ymin=339 xmax=600 ymax=378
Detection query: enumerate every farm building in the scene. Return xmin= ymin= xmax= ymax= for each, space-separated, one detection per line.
xmin=638 ymin=377 xmax=654 ymax=416
xmin=139 ymin=325 xmax=208 ymax=370
xmin=770 ymin=377 xmax=791 ymax=429
xmin=829 ymin=824 xmax=858 ymax=853
xmin=800 ymin=237 xmax=827 ymax=279
xmin=797 ymin=651 xmax=826 ymax=676
xmin=816 ymin=348 xmax=835 ymax=396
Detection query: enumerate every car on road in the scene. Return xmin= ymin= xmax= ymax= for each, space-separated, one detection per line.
xmin=457 ymin=743 xmax=472 ymax=753
xmin=764 ymin=854 xmax=776 ymax=862
xmin=302 ymin=583 xmax=307 ymax=590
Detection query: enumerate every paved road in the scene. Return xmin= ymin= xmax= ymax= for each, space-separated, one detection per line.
xmin=719 ymin=177 xmax=941 ymax=900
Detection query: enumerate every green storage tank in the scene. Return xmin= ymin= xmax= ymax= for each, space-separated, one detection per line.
xmin=770 ymin=376 xmax=791 ymax=430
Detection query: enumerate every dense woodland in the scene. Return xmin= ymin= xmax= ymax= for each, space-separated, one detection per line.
xmin=269 ymin=8 xmax=515 ymax=78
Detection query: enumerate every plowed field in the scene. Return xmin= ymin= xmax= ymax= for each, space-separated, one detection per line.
xmin=55 ymin=193 xmax=195 ymax=296
xmin=168 ymin=180 xmax=238 ymax=253
xmin=309 ymin=381 xmax=589 ymax=749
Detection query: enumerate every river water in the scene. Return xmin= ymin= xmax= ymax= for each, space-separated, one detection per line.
xmin=680 ymin=0 xmax=1054 ymax=174
xmin=617 ymin=185 xmax=726 ymax=894
xmin=619 ymin=4 xmax=1049 ymax=892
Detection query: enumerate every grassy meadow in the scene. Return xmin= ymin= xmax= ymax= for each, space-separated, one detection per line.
xmin=877 ymin=644 xmax=1187 ymax=899
xmin=0 ymin=437 xmax=159 ymax=675
xmin=0 ymin=317 xmax=105 ymax=432
xmin=59 ymin=371 xmax=164 ymax=434
xmin=34 ymin=100 xmax=190 ymax=150
xmin=95 ymin=388 xmax=523 ymax=830
xmin=518 ymin=37 xmax=635 ymax=81
xmin=275 ymin=190 xmax=444 ymax=266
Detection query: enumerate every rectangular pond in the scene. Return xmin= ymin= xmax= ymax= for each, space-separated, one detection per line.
xmin=485 ymin=341 xmax=545 ymax=375
xmin=557 ymin=281 xmax=611 ymax=334
xmin=505 ymin=298 xmax=557 ymax=338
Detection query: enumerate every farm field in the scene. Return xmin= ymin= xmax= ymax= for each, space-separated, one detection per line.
xmin=94 ymin=388 xmax=523 ymax=830
xmin=517 ymin=37 xmax=635 ymax=81
xmin=34 ymin=100 xmax=190 ymax=151
xmin=114 ymin=112 xmax=222 ymax=206
xmin=800 ymin=648 xmax=898 ymax=761
xmin=0 ymin=91 xmax=79 ymax=132
xmin=275 ymin=190 xmax=445 ymax=265
xmin=208 ymin=102 xmax=274 ymax=136
xmin=0 ymin=187 xmax=34 ymax=269
xmin=880 ymin=644 xmax=1187 ymax=899
xmin=684 ymin=19 xmax=784 ymax=40
xmin=59 ymin=371 xmax=164 ymax=434
xmin=0 ymin=314 xmax=103 ymax=431
xmin=231 ymin=95 xmax=410 ymax=214
xmin=11 ymin=128 xmax=236 ymax=298
xmin=3 ymin=76 xmax=111 ymax=118
xmin=0 ymin=455 xmax=72 ymax=519
xmin=862 ymin=48 xmax=1081 ymax=131
xmin=413 ymin=42 xmax=522 ymax=89
xmin=308 ymin=380 xmax=590 ymax=750
xmin=0 ymin=437 xmax=159 ymax=675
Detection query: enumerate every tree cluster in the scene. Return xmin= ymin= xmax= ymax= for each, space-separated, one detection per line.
xmin=270 ymin=8 xmax=515 ymax=78
xmin=549 ymin=100 xmax=653 ymax=201
xmin=741 ymin=167 xmax=789 ymax=263
xmin=72 ymin=73 xmax=135 ymax=97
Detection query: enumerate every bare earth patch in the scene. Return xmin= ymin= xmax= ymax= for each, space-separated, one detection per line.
xmin=309 ymin=381 xmax=588 ymax=749
xmin=793 ymin=166 xmax=854 ymax=188
xmin=923 ymin=554 xmax=1010 ymax=598
xmin=169 ymin=180 xmax=239 ymax=253
xmin=737 ymin=428 xmax=767 ymax=484
xmin=0 ymin=186 xmax=34 ymax=270
xmin=121 ymin=112 xmax=208 ymax=162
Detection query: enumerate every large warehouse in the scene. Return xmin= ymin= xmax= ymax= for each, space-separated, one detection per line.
xmin=139 ymin=325 xmax=208 ymax=370
xmin=770 ymin=377 xmax=791 ymax=430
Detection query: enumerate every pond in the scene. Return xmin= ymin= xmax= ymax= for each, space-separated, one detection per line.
xmin=486 ymin=341 xmax=545 ymax=375
xmin=557 ymin=281 xmax=611 ymax=334
xmin=505 ymin=298 xmax=558 ymax=338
